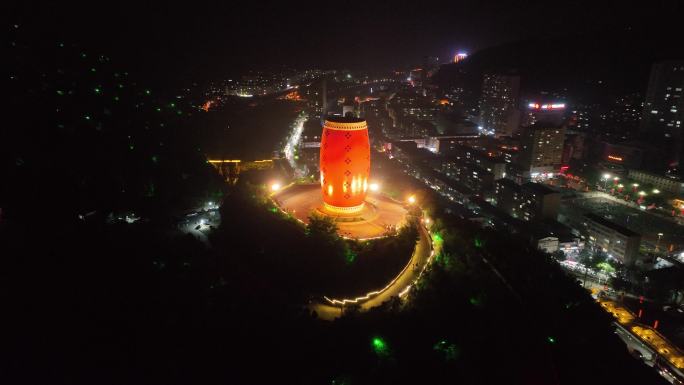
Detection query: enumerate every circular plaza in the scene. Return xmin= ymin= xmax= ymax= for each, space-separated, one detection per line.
xmin=272 ymin=183 xmax=408 ymax=239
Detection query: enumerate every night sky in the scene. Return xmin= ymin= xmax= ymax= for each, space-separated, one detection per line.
xmin=10 ymin=1 xmax=682 ymax=80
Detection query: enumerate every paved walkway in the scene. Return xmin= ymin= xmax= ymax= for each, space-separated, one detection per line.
xmin=310 ymin=225 xmax=434 ymax=320
xmin=274 ymin=183 xmax=407 ymax=239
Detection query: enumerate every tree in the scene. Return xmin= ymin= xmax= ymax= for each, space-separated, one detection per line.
xmin=578 ymin=246 xmax=594 ymax=267
xmin=645 ymin=267 xmax=684 ymax=303
xmin=306 ymin=213 xmax=338 ymax=240
xmin=551 ymin=250 xmax=566 ymax=262
xmin=578 ymin=246 xmax=607 ymax=269
xmin=592 ymin=249 xmax=608 ymax=268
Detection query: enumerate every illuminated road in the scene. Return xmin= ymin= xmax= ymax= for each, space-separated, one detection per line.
xmin=598 ymin=297 xmax=684 ymax=382
xmin=310 ymin=224 xmax=433 ymax=320
xmin=283 ymin=111 xmax=307 ymax=174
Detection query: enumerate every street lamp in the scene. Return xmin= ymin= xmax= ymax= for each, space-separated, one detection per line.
xmin=656 ymin=232 xmax=664 ymax=252
xmin=583 ymin=253 xmax=594 ymax=288
xmin=408 ymin=195 xmax=416 ymax=204
xmin=369 ymin=182 xmax=380 ymax=192
xmin=653 ymin=189 xmax=660 ymax=194
xmin=638 ymin=191 xmax=646 ymax=196
xmin=271 ymin=182 xmax=281 ymax=192
xmin=601 ymin=173 xmax=611 ymax=190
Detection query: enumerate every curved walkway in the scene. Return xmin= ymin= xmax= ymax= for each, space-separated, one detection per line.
xmin=310 ymin=224 xmax=434 ymax=320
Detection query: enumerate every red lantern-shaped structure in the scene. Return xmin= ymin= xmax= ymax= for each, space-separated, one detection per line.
xmin=320 ymin=117 xmax=370 ymax=213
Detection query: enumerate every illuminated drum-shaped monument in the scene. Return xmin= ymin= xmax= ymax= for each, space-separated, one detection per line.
xmin=320 ymin=117 xmax=370 ymax=214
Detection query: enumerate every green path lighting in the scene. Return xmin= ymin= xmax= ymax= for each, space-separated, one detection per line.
xmin=371 ymin=337 xmax=388 ymax=356
xmin=434 ymin=252 xmax=442 ymax=263
xmin=432 ymin=232 xmax=444 ymax=252
xmin=345 ymin=249 xmax=357 ymax=265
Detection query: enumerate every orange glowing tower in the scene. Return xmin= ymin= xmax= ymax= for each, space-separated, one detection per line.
xmin=320 ymin=117 xmax=370 ymax=214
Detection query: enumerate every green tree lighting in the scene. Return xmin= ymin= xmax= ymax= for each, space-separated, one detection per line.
xmin=371 ymin=337 xmax=388 ymax=356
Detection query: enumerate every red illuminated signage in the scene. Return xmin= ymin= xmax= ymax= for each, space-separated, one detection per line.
xmin=528 ymin=102 xmax=566 ymax=110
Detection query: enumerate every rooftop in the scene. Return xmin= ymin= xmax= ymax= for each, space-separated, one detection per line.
xmin=521 ymin=182 xmax=558 ymax=196
xmin=525 ymin=219 xmax=576 ymax=243
xmin=496 ymin=178 xmax=521 ymax=189
xmin=584 ymin=213 xmax=640 ymax=237
xmin=326 ymin=116 xmax=365 ymax=124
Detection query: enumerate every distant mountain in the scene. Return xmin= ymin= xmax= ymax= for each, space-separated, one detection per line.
xmin=434 ymin=26 xmax=683 ymax=104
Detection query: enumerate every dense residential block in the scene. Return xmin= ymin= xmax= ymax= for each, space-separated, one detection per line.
xmin=582 ymin=213 xmax=642 ymax=266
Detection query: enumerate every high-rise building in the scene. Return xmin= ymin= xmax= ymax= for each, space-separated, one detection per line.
xmin=439 ymin=142 xmax=507 ymax=179
xmin=517 ymin=124 xmax=566 ymax=178
xmin=640 ymin=60 xmax=684 ymax=167
xmin=627 ymin=169 xmax=684 ymax=195
xmin=523 ymin=102 xmax=567 ymax=127
xmin=583 ymin=213 xmax=641 ymax=266
xmin=442 ymin=158 xmax=496 ymax=192
xmin=479 ymin=73 xmax=521 ymax=137
xmin=494 ymin=180 xmax=560 ymax=221
xmin=321 ymin=77 xmax=327 ymax=123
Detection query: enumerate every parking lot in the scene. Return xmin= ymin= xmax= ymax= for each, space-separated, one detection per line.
xmin=560 ymin=195 xmax=684 ymax=252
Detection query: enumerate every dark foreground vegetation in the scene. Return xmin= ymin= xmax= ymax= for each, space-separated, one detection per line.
xmin=4 ymin=181 xmax=665 ymax=384
xmin=217 ymin=180 xmax=418 ymax=299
